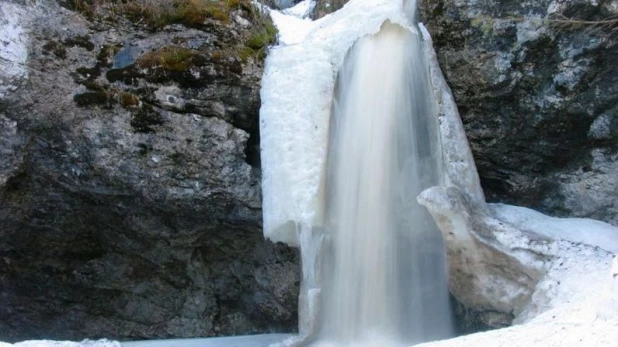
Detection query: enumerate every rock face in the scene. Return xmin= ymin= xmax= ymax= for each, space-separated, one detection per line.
xmin=312 ymin=0 xmax=348 ymax=19
xmin=0 ymin=0 xmax=298 ymax=342
xmin=419 ymin=0 xmax=618 ymax=225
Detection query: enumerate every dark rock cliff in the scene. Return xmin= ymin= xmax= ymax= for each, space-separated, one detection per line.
xmin=0 ymin=0 xmax=298 ymax=342
xmin=419 ymin=0 xmax=618 ymax=226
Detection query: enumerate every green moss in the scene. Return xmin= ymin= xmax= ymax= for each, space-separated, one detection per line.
xmin=83 ymin=80 xmax=106 ymax=91
xmin=239 ymin=46 xmax=255 ymax=62
xmin=470 ymin=17 xmax=496 ymax=36
xmin=245 ymin=34 xmax=267 ymax=50
xmin=137 ymin=46 xmax=197 ymax=71
xmin=245 ymin=21 xmax=277 ymax=50
xmin=118 ymin=0 xmax=247 ymax=29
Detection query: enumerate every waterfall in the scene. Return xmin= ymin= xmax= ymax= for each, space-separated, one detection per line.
xmin=260 ymin=1 xmax=456 ymax=346
xmin=313 ymin=21 xmax=452 ymax=346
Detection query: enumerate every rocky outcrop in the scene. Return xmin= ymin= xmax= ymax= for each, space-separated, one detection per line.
xmin=419 ymin=0 xmax=618 ymax=225
xmin=311 ymin=0 xmax=348 ymax=19
xmin=0 ymin=0 xmax=298 ymax=342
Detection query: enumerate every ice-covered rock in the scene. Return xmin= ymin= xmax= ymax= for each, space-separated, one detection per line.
xmin=490 ymin=203 xmax=618 ymax=253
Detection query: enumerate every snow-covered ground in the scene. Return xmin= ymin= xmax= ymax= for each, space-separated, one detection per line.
xmin=415 ymin=317 xmax=618 ymax=347
xmin=490 ymin=203 xmax=618 ymax=253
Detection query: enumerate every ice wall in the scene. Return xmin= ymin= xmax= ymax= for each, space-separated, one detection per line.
xmin=260 ymin=0 xmax=414 ymax=246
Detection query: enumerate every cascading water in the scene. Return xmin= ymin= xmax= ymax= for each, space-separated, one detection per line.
xmin=313 ymin=21 xmax=453 ymax=346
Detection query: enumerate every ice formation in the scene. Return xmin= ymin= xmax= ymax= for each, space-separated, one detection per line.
xmin=260 ymin=0 xmax=413 ymax=246
xmin=121 ymin=334 xmax=292 ymax=347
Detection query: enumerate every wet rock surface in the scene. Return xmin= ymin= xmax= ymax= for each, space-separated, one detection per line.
xmin=419 ymin=0 xmax=618 ymax=225
xmin=0 ymin=0 xmax=298 ymax=342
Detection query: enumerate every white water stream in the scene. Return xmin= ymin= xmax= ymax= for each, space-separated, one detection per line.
xmin=311 ymin=21 xmax=452 ymax=347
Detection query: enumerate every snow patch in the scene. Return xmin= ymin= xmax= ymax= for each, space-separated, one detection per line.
xmin=2 ymin=335 xmax=293 ymax=347
xmin=490 ymin=203 xmax=618 ymax=253
xmin=413 ymin=317 xmax=618 ymax=347
xmin=516 ymin=16 xmax=545 ymax=44
xmin=269 ymin=10 xmax=314 ymax=45
xmin=588 ymin=113 xmax=613 ymax=140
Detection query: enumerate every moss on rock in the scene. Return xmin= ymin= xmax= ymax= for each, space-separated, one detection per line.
xmin=137 ymin=46 xmax=197 ymax=71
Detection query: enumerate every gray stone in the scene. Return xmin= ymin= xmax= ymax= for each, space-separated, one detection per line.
xmin=419 ymin=0 xmax=618 ymax=225
xmin=0 ymin=0 xmax=297 ymax=342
